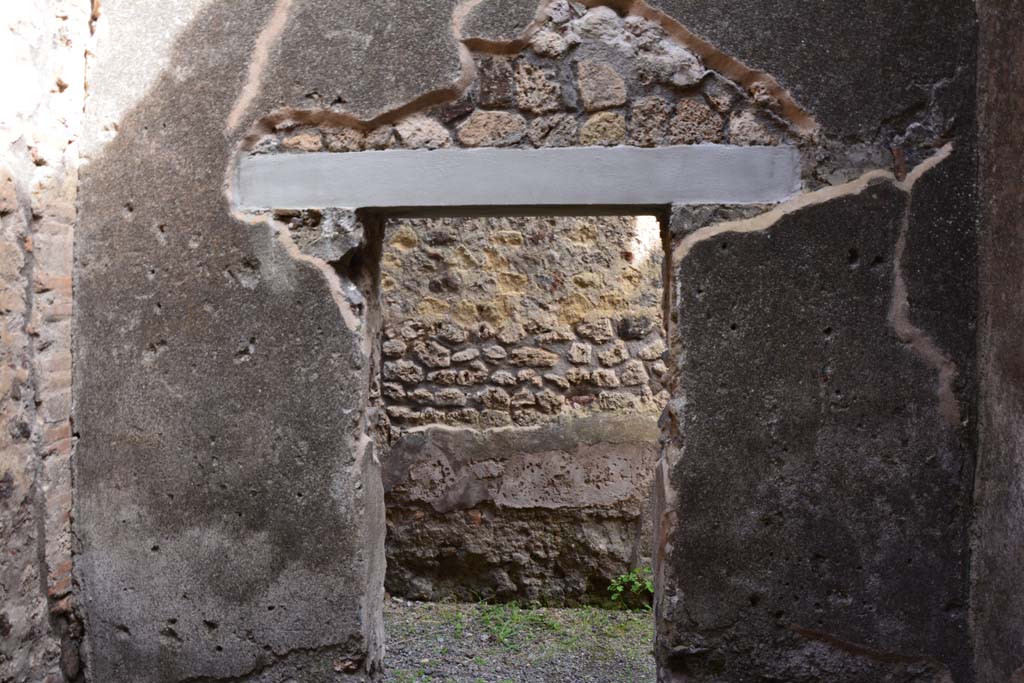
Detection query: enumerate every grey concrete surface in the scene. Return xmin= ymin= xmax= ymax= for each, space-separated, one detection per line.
xmin=236 ymin=145 xmax=801 ymax=210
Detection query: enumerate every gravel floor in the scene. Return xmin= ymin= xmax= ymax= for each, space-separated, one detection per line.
xmin=382 ymin=599 xmax=655 ymax=683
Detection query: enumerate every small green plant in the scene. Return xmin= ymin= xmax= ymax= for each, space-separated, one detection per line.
xmin=608 ymin=567 xmax=654 ymax=607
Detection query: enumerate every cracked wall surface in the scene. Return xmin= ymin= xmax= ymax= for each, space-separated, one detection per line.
xmin=21 ymin=0 xmax=987 ymax=682
xmin=974 ymin=0 xmax=1024 ymax=681
xmin=0 ymin=2 xmax=89 ymax=681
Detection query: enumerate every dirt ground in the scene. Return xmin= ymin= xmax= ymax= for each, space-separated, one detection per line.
xmin=382 ymin=599 xmax=656 ymax=683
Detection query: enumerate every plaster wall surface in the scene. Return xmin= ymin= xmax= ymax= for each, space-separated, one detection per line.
xmin=973 ymin=0 xmax=1024 ymax=680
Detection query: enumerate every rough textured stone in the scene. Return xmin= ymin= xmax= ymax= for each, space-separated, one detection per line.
xmin=578 ymin=60 xmax=628 ymax=112
xmin=457 ymin=110 xmax=526 ymax=147
xmin=395 ymin=114 xmax=452 ymax=149
xmin=667 ymin=99 xmax=723 ymax=144
xmin=476 ymin=57 xmax=514 ymax=108
xmin=384 ymin=415 xmax=658 ymax=604
xmin=514 ymin=61 xmax=563 ymax=114
xmin=579 ymin=112 xmax=627 ymax=146
xmin=728 ymin=109 xmax=779 ymax=145
xmin=629 ymin=96 xmax=670 ymax=147
xmin=527 ymin=113 xmax=578 ymax=147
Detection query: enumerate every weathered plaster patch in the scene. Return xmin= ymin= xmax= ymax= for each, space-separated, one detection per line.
xmin=673 ymin=144 xmax=961 ymax=426
xmin=225 ymin=0 xmax=294 ymax=134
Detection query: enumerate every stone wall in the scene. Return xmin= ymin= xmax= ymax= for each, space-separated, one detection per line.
xmin=379 ymin=214 xmax=666 ymax=603
xmin=0 ymin=0 xmax=994 ymax=681
xmin=0 ymin=2 xmax=88 ymax=681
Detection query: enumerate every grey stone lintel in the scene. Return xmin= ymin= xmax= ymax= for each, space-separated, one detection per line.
xmin=235 ymin=144 xmax=802 ymax=211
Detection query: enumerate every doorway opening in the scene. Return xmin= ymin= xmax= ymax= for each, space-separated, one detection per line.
xmin=376 ymin=211 xmax=669 ymax=680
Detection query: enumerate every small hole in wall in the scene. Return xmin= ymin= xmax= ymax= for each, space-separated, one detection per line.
xmin=847 ymin=248 xmax=860 ymax=268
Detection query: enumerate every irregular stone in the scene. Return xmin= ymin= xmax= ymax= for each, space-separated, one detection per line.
xmin=387 ymin=406 xmax=417 ymax=421
xmin=435 ymin=388 xmax=468 ymax=407
xmin=325 ymin=128 xmax=365 ymax=152
xmin=629 ymin=96 xmax=670 ymax=147
xmin=579 ymin=112 xmax=626 ymax=146
xmin=531 ymin=29 xmax=569 ymax=58
xmin=728 ymin=110 xmax=779 ymax=146
xmin=383 ymin=382 xmax=406 ymax=400
xmin=578 ymin=60 xmax=628 ymax=112
xmin=543 ymin=374 xmax=570 ymax=390
xmin=635 ymin=36 xmax=704 ymax=88
xmin=514 ymin=61 xmax=562 ymax=114
xmin=427 ymin=369 xmax=459 ymax=386
xmin=490 ymin=370 xmax=517 ymax=386
xmin=591 ymin=368 xmax=621 ymax=388
xmin=511 ymin=389 xmax=536 ymax=407
xmin=492 ymin=230 xmax=525 ymax=246
xmin=618 ymin=315 xmax=657 ymax=340
xmin=399 ymin=321 xmax=425 ymax=340
xmin=382 ymin=339 xmax=407 ymax=358
xmin=384 ymin=360 xmax=424 ymax=384
xmin=703 ymin=74 xmax=743 ymax=113
xmin=409 ymin=388 xmax=434 ymax=404
xmin=638 ymin=339 xmax=667 ymax=361
xmin=650 ymin=360 xmax=669 ymax=379
xmin=436 ymin=322 xmax=468 ymax=345
xmin=458 ymin=110 xmax=527 ymax=147
xmin=395 ymin=114 xmax=451 ymax=149
xmin=568 ymin=342 xmax=592 ymax=364
xmin=599 ymin=391 xmax=638 ymax=411
xmin=436 ymin=98 xmax=476 ymax=124
xmin=281 ymin=131 xmax=322 ymax=151
xmin=497 ymin=321 xmax=527 ymax=344
xmin=619 ymin=359 xmax=649 ymax=386
xmin=452 ymin=348 xmax=481 ymax=363
xmin=446 ymin=408 xmax=480 ymax=425
xmin=527 ymin=114 xmax=578 ymax=147
xmin=413 ymin=340 xmax=452 ymax=368
xmin=536 ymin=389 xmax=566 ymax=414
xmin=365 ymin=126 xmax=397 ymax=149
xmin=667 ymin=99 xmax=723 ymax=144
xmin=457 ymin=361 xmax=490 ymax=386
xmin=480 ymin=410 xmax=513 ymax=427
xmin=565 ymin=367 xmax=591 ymax=385
xmin=576 ymin=318 xmax=614 ymax=343
xmin=598 ymin=341 xmax=630 ymax=367
xmin=537 ymin=328 xmax=574 ymax=344
xmin=512 ymin=409 xmax=543 ymax=427
xmin=478 ymin=387 xmax=511 ymax=410
xmin=483 ymin=345 xmax=507 ymax=360
xmin=477 ymin=57 xmax=514 ymax=108
xmin=515 ymin=368 xmax=539 ymax=385
xmin=508 ymin=347 xmax=560 ymax=367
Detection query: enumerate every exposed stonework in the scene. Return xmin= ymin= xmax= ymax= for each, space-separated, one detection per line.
xmin=379 ymin=214 xmax=666 ymax=603
xmin=380 ymin=215 xmax=667 ymax=429
xmin=0 ymin=2 xmax=88 ymax=681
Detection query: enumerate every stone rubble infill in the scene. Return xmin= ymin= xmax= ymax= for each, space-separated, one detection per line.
xmin=383 ymin=599 xmax=655 ymax=683
xmin=255 ymin=3 xmax=792 ymax=156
